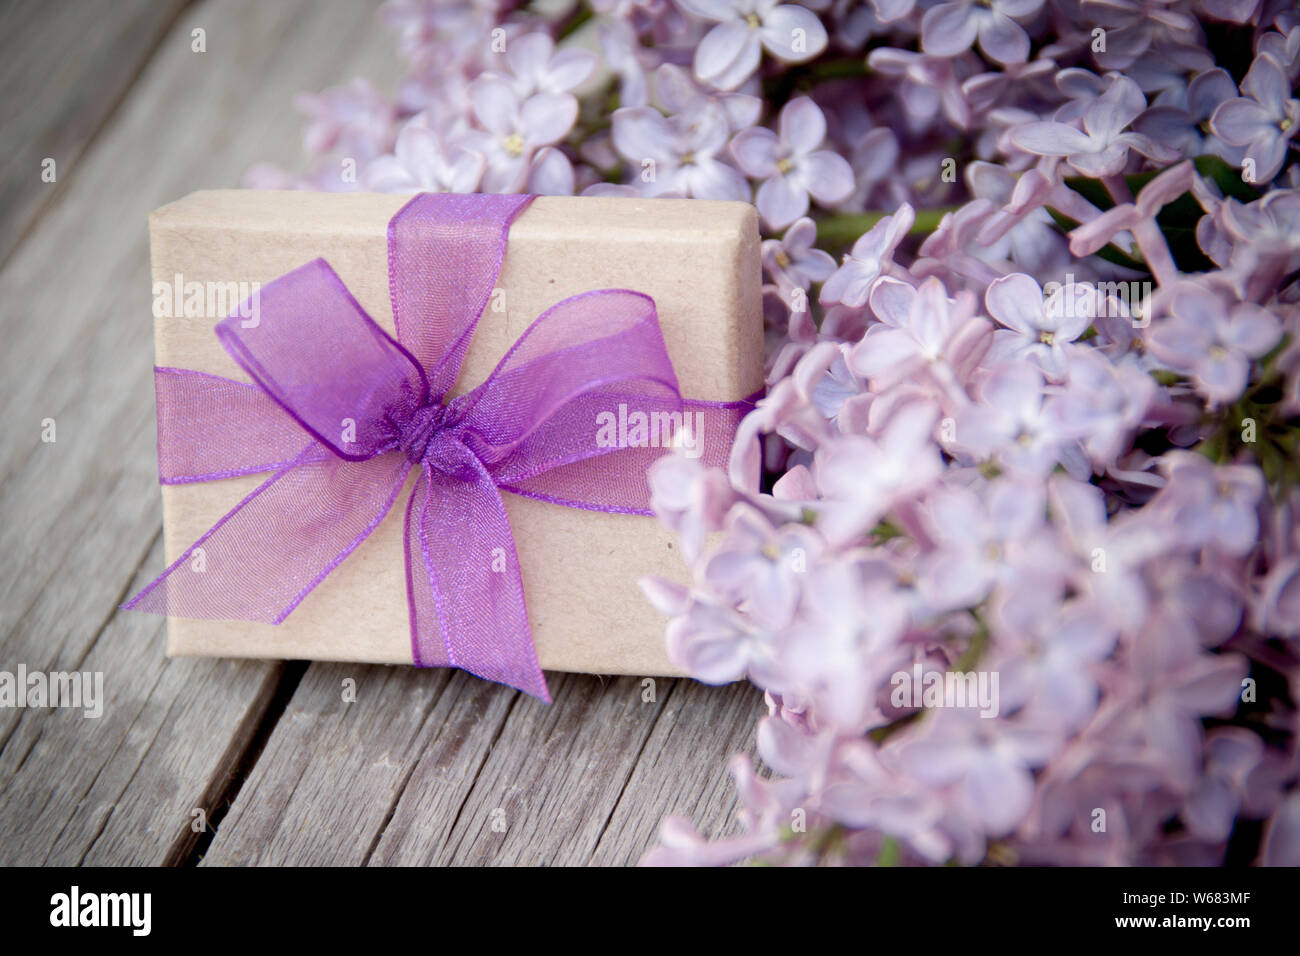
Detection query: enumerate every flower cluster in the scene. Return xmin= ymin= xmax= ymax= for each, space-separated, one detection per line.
xmin=254 ymin=0 xmax=1300 ymax=866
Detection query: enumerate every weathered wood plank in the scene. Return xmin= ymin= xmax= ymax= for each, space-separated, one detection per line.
xmin=588 ymin=678 xmax=765 ymax=865
xmin=0 ymin=536 xmax=287 ymax=866
xmin=206 ymin=667 xmax=762 ymax=866
xmin=0 ymin=0 xmax=191 ymax=268
xmin=199 ymin=664 xmax=498 ymax=866
xmin=376 ymin=673 xmax=669 ymax=866
xmin=0 ymin=0 xmax=402 ymax=864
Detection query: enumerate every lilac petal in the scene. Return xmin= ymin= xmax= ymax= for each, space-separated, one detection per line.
xmin=527 ymin=146 xmax=574 ymax=195
xmin=802 ymin=151 xmax=855 ymax=204
xmin=868 ymin=276 xmax=917 ymax=327
xmin=688 ymin=158 xmax=751 ymax=201
xmin=1242 ymin=54 xmax=1290 ymax=116
xmin=1245 ymin=135 xmax=1288 ymax=182
xmin=471 ymin=76 xmax=519 ymax=134
xmin=546 ymin=48 xmax=598 ymax=93
xmin=519 ymin=92 xmax=578 ymax=146
xmin=696 ymin=20 xmax=762 ymax=90
xmin=760 ymin=5 xmax=828 ymax=63
xmin=1067 ymin=142 xmax=1129 ymax=178
xmin=978 ymin=11 xmax=1030 ymax=65
xmin=1084 ymin=76 xmax=1146 ymax=141
xmin=1133 ymin=105 xmax=1195 ymax=151
xmin=730 ymin=126 xmax=780 ymax=178
xmin=757 ymin=175 xmax=810 ymax=229
xmin=362 ymin=155 xmax=415 ymax=192
xmin=1263 ymin=792 xmax=1300 ymax=866
xmin=799 ymin=247 xmax=837 ymax=282
xmin=985 ymin=273 xmax=1045 ymax=335
xmin=506 ymin=33 xmax=553 ymax=85
xmin=874 ymin=0 xmax=917 ymax=20
xmin=964 ymin=759 xmax=1034 ymax=836
xmin=446 ymin=148 xmax=486 ymax=194
xmin=783 ymin=216 xmax=818 ymax=255
xmin=1224 ymin=304 xmax=1282 ymax=355
xmin=921 ymin=3 xmax=979 ymax=57
xmin=1187 ymin=67 xmax=1238 ymax=120
xmin=676 ymin=0 xmax=736 ymax=20
xmin=779 ymin=96 xmax=827 ymax=149
xmin=1196 ymin=353 xmax=1249 ymax=404
xmin=1118 ymin=131 xmax=1181 ymax=164
xmin=983 ymin=360 xmax=1045 ymax=415
xmin=1212 ymin=97 xmax=1272 ymax=146
xmin=1069 ymin=203 xmax=1138 ymax=257
xmin=611 ymin=106 xmax=672 ymax=164
xmin=1010 ymin=121 xmax=1094 ymax=156
xmin=851 ymin=327 xmax=922 ymax=380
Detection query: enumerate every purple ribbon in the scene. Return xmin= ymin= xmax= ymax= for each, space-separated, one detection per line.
xmin=125 ymin=193 xmax=754 ymax=701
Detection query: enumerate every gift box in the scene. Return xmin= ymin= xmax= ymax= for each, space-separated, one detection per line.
xmin=137 ymin=190 xmax=763 ymax=691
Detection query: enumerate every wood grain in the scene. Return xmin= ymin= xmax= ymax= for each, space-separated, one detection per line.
xmin=0 ymin=0 xmax=403 ymax=865
xmin=0 ymin=0 xmax=191 ymax=268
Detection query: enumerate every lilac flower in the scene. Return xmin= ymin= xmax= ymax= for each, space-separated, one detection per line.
xmin=954 ymin=362 xmax=1068 ymax=476
xmin=704 ymin=503 xmax=823 ymax=626
xmin=501 ymin=32 xmax=598 ymax=98
xmin=1010 ymin=76 xmax=1178 ymax=177
xmin=983 ymin=273 xmax=1095 ymax=380
xmin=1081 ymin=0 xmax=1200 ymax=72
xmin=611 ymin=100 xmax=750 ymax=200
xmin=819 ymin=205 xmax=914 ymax=307
xmin=920 ymin=0 xmax=1044 ymax=66
xmin=814 ymin=401 xmax=944 ymax=545
xmin=1146 ymin=285 xmax=1282 ymax=405
xmin=771 ymin=567 xmax=910 ymax=730
xmin=917 ymin=477 xmax=1065 ymax=612
xmin=731 ymin=97 xmax=855 ymax=229
xmin=462 ymin=76 xmax=578 ymax=192
xmin=647 ymin=452 xmax=736 ymax=563
xmin=897 ymin=707 xmax=1062 ymax=837
xmin=1050 ymin=349 xmax=1156 ymax=471
xmin=991 ymin=592 xmax=1118 ymax=731
xmin=1154 ymin=452 xmax=1265 ymax=557
xmin=362 ymin=117 xmax=485 ymax=193
xmin=1048 ymin=475 xmax=1164 ymax=635
xmin=762 ymin=217 xmax=837 ymax=292
xmin=1211 ymin=54 xmax=1300 ymax=183
xmin=1133 ymin=68 xmax=1243 ymax=162
xmin=680 ymin=0 xmax=828 ymax=91
xmin=850 ymin=277 xmax=992 ymax=394
xmin=294 ymin=78 xmax=396 ymax=163
xmin=664 ymin=593 xmax=767 ymax=683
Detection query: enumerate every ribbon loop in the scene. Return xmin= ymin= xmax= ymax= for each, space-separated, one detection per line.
xmin=216 ymin=258 xmax=428 ymax=461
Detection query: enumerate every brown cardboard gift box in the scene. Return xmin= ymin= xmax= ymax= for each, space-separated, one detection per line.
xmin=147 ymin=190 xmax=764 ymax=677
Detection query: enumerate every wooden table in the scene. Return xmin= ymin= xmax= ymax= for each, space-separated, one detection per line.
xmin=0 ymin=0 xmax=763 ymax=866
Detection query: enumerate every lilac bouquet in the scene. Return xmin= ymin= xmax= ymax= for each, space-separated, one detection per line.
xmin=251 ymin=0 xmax=1300 ymax=866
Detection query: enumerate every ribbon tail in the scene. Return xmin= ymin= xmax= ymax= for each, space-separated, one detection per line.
xmin=404 ymin=453 xmax=549 ymax=703
xmin=153 ymin=367 xmax=327 ymax=483
xmin=124 ymin=448 xmax=411 ymax=623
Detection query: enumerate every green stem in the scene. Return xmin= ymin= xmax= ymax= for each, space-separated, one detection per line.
xmin=813 ymin=206 xmax=962 ymax=248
